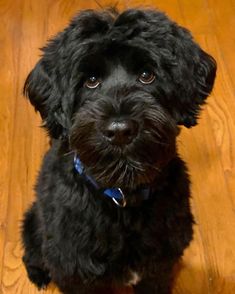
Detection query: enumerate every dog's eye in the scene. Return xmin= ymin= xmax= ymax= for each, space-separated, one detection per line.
xmin=84 ymin=76 xmax=101 ymax=89
xmin=138 ymin=71 xmax=155 ymax=84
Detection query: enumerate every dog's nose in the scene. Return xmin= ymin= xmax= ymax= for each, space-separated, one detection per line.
xmin=103 ymin=120 xmax=138 ymax=145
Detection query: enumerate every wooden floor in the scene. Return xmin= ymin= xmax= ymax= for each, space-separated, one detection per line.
xmin=1 ymin=0 xmax=235 ymax=293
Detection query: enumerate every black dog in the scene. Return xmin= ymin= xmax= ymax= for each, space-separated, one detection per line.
xmin=21 ymin=8 xmax=216 ymax=294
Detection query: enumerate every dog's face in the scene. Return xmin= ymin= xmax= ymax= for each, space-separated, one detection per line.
xmin=24 ymin=9 xmax=216 ymax=189
xmin=70 ymin=46 xmax=179 ymax=188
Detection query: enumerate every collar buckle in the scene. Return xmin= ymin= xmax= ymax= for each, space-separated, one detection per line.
xmin=74 ymin=155 xmax=150 ymax=208
xmin=112 ymin=188 xmax=127 ymax=208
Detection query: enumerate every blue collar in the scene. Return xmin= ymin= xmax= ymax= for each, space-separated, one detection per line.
xmin=74 ymin=155 xmax=151 ymax=207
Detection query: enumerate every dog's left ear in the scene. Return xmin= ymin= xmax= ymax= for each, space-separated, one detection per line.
xmin=169 ymin=26 xmax=217 ymax=127
xmin=116 ymin=9 xmax=216 ymax=127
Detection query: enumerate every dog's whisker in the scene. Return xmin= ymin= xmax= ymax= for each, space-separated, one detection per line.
xmin=62 ymin=150 xmax=74 ymax=157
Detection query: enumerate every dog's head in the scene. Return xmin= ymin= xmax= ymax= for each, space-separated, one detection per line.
xmin=24 ymin=9 xmax=216 ymax=189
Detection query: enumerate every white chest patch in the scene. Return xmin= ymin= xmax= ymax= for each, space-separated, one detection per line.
xmin=126 ymin=271 xmax=141 ymax=286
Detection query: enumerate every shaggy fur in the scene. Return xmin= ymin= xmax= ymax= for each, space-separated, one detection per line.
xmin=21 ymin=8 xmax=216 ymax=294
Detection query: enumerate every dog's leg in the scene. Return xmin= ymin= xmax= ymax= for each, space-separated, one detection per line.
xmin=58 ymin=283 xmax=116 ymax=294
xmin=22 ymin=202 xmax=51 ymax=289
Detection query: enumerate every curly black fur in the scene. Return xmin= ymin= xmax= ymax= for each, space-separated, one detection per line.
xmin=22 ymin=8 xmax=216 ymax=294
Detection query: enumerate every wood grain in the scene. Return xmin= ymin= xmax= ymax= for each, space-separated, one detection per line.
xmin=0 ymin=0 xmax=235 ymax=293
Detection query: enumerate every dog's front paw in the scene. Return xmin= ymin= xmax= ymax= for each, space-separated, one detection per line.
xmin=26 ymin=265 xmax=51 ymax=290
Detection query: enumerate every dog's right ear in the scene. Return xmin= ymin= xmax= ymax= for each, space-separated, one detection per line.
xmin=24 ymin=59 xmax=68 ymax=139
xmin=24 ymin=60 xmax=51 ymax=120
xmin=24 ymin=9 xmax=115 ymax=139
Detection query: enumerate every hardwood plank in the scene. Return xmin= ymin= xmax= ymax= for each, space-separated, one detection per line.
xmin=207 ymin=0 xmax=235 ymax=92
xmin=0 ymin=0 xmax=25 ymax=286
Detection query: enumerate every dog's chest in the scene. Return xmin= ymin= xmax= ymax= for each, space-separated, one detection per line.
xmin=126 ymin=271 xmax=141 ymax=286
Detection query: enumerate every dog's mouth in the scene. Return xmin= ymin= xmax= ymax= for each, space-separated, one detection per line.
xmin=70 ymin=124 xmax=177 ymax=190
xmin=71 ymin=144 xmax=175 ymax=190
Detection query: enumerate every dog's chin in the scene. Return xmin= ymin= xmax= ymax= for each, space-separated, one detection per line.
xmin=74 ymin=145 xmax=176 ymax=190
xmin=87 ymin=161 xmax=159 ymax=190
xmin=71 ymin=136 xmax=177 ymax=190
